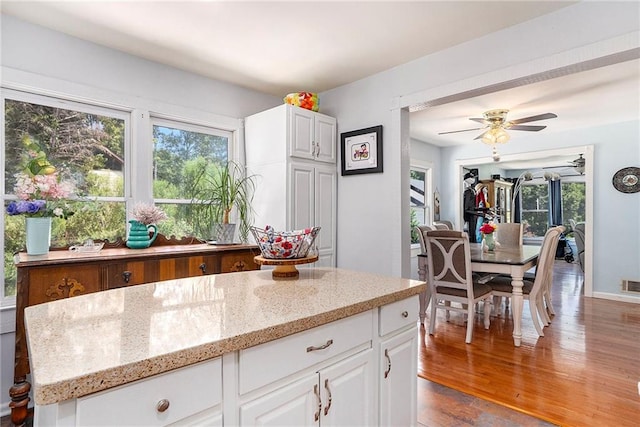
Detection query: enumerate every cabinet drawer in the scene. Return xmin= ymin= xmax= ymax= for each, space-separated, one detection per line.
xmin=379 ymin=296 xmax=419 ymax=336
xmin=158 ymin=255 xmax=220 ymax=278
xmin=106 ymin=261 xmax=158 ymax=288
xmin=76 ymin=358 xmax=221 ymax=426
xmin=239 ymin=310 xmax=373 ymax=394
xmin=28 ymin=265 xmax=102 ymax=305
xmin=221 ymin=251 xmax=259 ymax=273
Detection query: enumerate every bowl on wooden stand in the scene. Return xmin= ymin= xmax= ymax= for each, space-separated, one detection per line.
xmin=250 ymin=226 xmax=321 ymax=280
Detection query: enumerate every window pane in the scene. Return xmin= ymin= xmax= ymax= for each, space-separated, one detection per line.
xmin=562 ymin=182 xmax=586 ymax=225
xmin=4 ymin=99 xmax=125 ymax=197
xmin=155 ymin=202 xmax=210 ymax=241
xmin=153 ymin=124 xmax=229 ymax=199
xmin=521 ymin=184 xmax=549 ymax=237
xmin=410 ymin=169 xmax=426 ymax=207
xmin=4 ymin=98 xmax=126 ymax=297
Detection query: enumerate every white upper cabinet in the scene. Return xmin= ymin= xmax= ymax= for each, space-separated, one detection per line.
xmin=246 ymin=104 xmax=336 ymax=164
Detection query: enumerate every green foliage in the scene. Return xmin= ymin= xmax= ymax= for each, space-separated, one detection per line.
xmin=189 ymin=161 xmax=257 ymax=242
xmin=410 ymin=209 xmax=420 ymax=244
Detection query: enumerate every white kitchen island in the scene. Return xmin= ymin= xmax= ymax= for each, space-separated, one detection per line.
xmin=25 ymin=267 xmax=426 ymax=426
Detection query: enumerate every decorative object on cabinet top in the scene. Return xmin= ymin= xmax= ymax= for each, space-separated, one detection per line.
xmin=69 ymin=239 xmax=104 ymax=253
xmin=283 ymin=92 xmax=319 ymax=112
xmin=340 ymin=125 xmax=383 ymax=176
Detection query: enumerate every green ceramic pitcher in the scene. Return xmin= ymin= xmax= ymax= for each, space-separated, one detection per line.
xmin=126 ymin=220 xmax=158 ymax=249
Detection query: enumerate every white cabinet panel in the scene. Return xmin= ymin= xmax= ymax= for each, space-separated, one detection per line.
xmin=290 ymin=164 xmax=314 ymax=230
xmin=315 ymin=114 xmax=337 ymax=163
xmin=320 ymin=349 xmax=374 ymax=426
xmin=379 ymin=328 xmax=418 ymax=426
xmin=239 ymin=375 xmax=318 ymax=427
xmin=239 ymin=311 xmax=373 ymax=395
xmin=76 ymin=359 xmax=221 ymax=426
xmin=290 ymin=107 xmax=315 ymax=160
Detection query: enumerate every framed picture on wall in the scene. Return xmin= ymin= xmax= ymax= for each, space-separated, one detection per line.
xmin=340 ymin=125 xmax=383 ymax=175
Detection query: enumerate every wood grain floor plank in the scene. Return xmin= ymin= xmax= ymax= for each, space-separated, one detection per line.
xmin=419 ymin=261 xmax=640 ymax=427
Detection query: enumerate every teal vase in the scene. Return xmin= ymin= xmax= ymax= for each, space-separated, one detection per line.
xmin=483 ymin=233 xmax=496 ymax=252
xmin=25 ymin=217 xmax=52 ymax=255
xmin=126 ymin=220 xmax=158 ymax=249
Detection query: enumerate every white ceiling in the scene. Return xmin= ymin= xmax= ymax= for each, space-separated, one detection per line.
xmin=1 ymin=1 xmax=575 ymax=96
xmin=2 ymin=0 xmax=638 ymax=170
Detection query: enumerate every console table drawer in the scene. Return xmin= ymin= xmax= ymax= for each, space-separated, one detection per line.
xmin=27 ymin=265 xmax=102 ymax=305
xmin=238 ymin=310 xmax=373 ymax=394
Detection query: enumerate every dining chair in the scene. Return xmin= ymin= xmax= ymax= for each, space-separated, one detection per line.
xmin=495 ymin=222 xmax=523 ymax=249
xmin=432 ymin=221 xmax=451 ymax=230
xmin=424 ymin=230 xmax=492 ymax=344
xmin=415 ymin=225 xmax=433 ymax=324
xmin=433 ymin=220 xmax=454 ymax=230
xmin=540 ymin=225 xmax=567 ymax=324
xmin=485 ymin=226 xmax=564 ymax=337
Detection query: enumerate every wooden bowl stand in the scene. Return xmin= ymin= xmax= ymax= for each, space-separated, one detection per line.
xmin=254 ymin=255 xmax=319 ymax=279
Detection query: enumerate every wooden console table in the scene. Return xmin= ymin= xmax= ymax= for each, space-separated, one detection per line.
xmin=8 ymin=237 xmax=259 ymax=426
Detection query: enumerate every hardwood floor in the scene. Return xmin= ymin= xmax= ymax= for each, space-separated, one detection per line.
xmin=419 ymin=260 xmax=640 ymax=426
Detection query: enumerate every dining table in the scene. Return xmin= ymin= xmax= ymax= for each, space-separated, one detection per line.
xmin=418 ymin=243 xmax=541 ymax=347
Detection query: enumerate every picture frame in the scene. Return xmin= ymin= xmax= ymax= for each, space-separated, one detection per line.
xmin=340 ymin=125 xmax=383 ymax=175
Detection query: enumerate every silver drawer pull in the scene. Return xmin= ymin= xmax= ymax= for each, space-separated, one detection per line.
xmin=306 ymin=339 xmax=333 ymax=352
xmin=384 ymin=349 xmax=392 ymax=378
xmin=156 ymin=399 xmax=170 ymax=413
xmin=401 ymin=311 xmax=409 ymax=318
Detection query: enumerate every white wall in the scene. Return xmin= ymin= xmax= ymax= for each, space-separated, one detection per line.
xmin=0 ymin=14 xmax=282 ymax=416
xmin=321 ymin=2 xmax=640 ymax=292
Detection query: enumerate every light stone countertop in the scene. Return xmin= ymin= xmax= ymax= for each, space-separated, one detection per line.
xmin=25 ymin=267 xmax=426 ymax=405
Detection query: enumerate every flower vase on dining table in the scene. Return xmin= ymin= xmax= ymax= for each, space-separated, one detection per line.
xmin=25 ymin=217 xmax=52 ymax=255
xmin=482 ymin=232 xmax=496 ymax=252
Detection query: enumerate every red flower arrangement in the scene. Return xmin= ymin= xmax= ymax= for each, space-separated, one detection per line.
xmin=479 ymin=222 xmax=497 ymax=235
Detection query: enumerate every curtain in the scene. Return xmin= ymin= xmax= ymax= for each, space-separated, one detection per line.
xmin=548 ymin=179 xmax=563 ymax=226
xmin=513 ymin=178 xmax=523 ymax=223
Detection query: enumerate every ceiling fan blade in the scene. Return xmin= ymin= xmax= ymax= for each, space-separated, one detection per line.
xmin=438 ymin=127 xmax=485 ymax=135
xmin=469 ymin=117 xmax=487 ymax=124
xmin=507 ymin=124 xmax=547 ymax=131
xmin=473 ymin=131 xmax=488 ymax=141
xmin=508 ymin=112 xmax=557 ymax=125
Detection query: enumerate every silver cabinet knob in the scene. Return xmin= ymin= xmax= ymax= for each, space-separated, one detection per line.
xmin=156 ymin=399 xmax=170 ymax=413
xmin=402 ymin=311 xmax=409 ymax=318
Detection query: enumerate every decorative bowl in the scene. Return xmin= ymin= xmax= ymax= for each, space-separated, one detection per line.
xmin=283 ymin=92 xmax=319 ymax=112
xmin=251 ymin=226 xmax=321 ymax=259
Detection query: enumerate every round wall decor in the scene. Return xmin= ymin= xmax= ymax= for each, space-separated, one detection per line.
xmin=612 ymin=167 xmax=640 ymax=193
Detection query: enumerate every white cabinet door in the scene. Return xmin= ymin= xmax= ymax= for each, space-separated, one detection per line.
xmin=239 ymin=375 xmax=319 ymax=427
xmin=314 ymin=114 xmax=337 ymax=164
xmin=379 ymin=328 xmax=418 ymax=427
xmin=288 ymin=106 xmax=336 ymax=163
xmin=289 ymin=163 xmax=336 ymax=266
xmin=289 ymin=107 xmax=315 ymax=160
xmin=315 ymin=165 xmax=336 ymax=266
xmin=320 ymin=349 xmax=375 ymax=427
xmin=290 ymin=163 xmax=315 ymax=230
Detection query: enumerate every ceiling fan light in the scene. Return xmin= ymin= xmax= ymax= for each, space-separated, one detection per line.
xmin=481 ymin=127 xmax=510 ymax=145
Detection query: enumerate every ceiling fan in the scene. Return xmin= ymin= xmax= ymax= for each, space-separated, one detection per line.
xmin=569 ymin=154 xmax=586 ymax=174
xmin=439 ymin=108 xmax=558 ymax=144
xmin=542 ymin=153 xmax=586 ymax=175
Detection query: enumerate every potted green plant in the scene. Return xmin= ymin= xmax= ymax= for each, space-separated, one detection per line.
xmin=190 ymin=160 xmax=257 ymax=243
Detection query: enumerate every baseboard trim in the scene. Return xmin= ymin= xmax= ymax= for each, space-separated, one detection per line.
xmin=591 ymin=292 xmax=640 ymax=304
